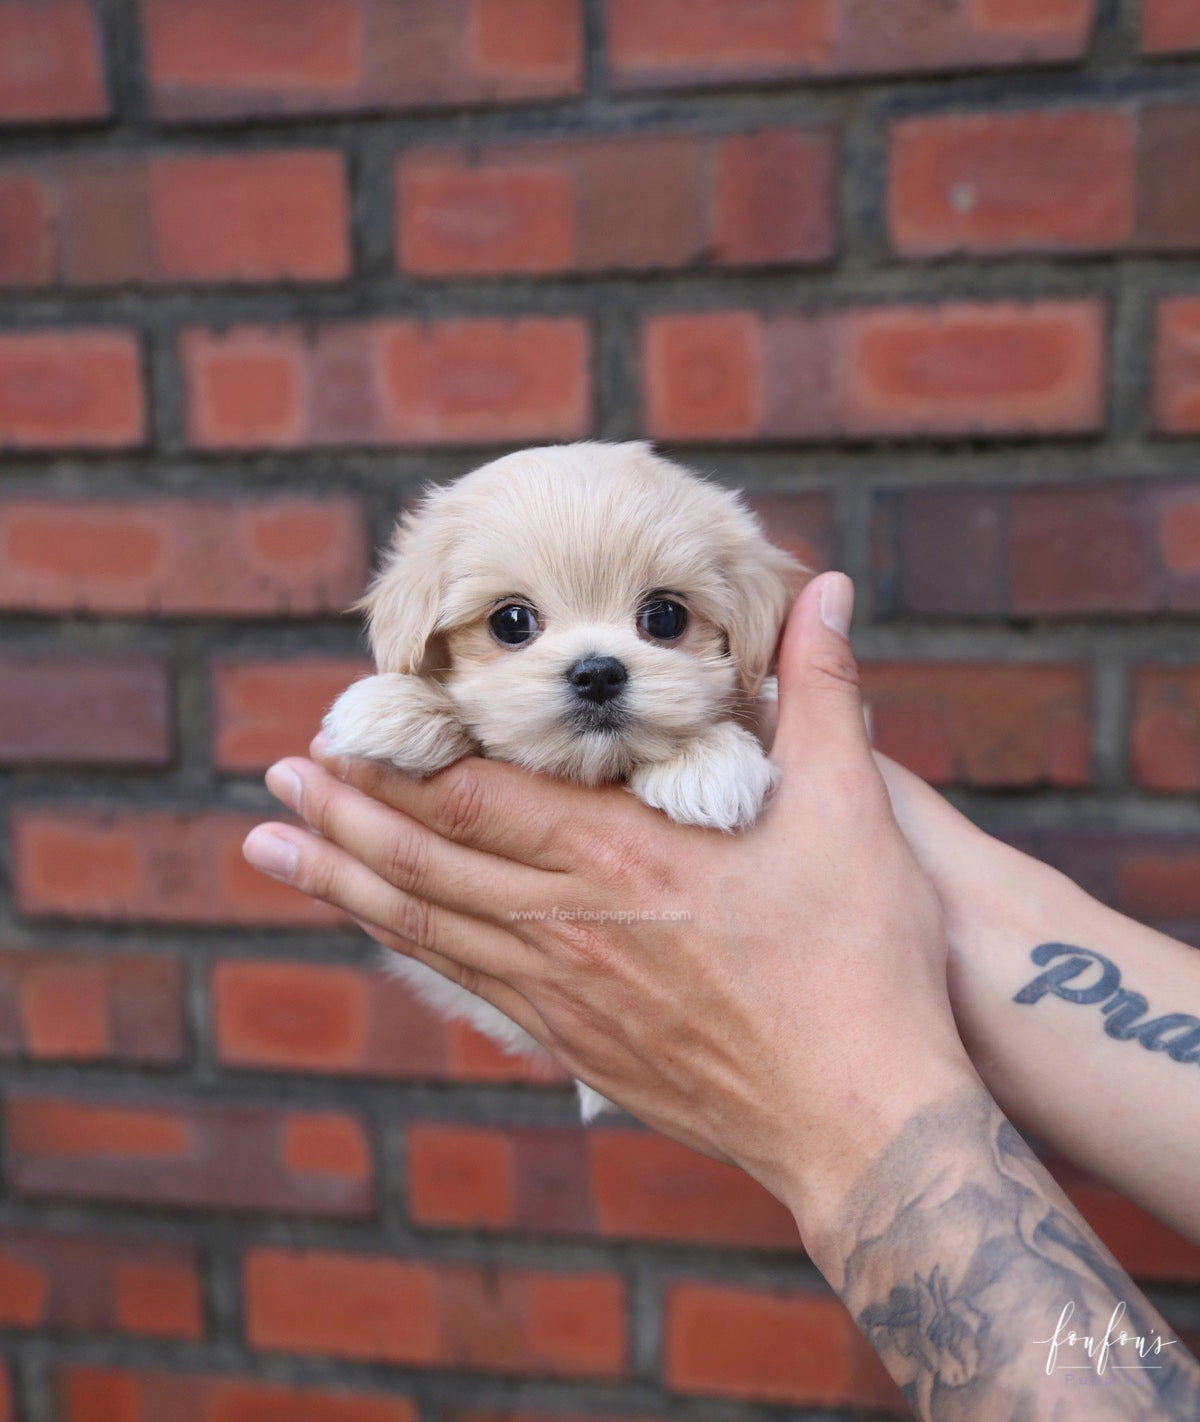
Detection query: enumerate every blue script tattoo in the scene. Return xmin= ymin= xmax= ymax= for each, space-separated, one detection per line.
xmin=1014 ymin=944 xmax=1200 ymax=1065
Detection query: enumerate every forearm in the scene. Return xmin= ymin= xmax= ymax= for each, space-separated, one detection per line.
xmin=877 ymin=754 xmax=1200 ymax=1242
xmin=794 ymin=1082 xmax=1200 ymax=1422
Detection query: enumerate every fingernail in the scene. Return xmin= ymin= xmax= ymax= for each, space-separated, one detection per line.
xmin=243 ymin=828 xmax=297 ymax=882
xmin=309 ymin=732 xmax=330 ymax=759
xmin=819 ymin=573 xmax=854 ymax=639
xmin=265 ymin=762 xmax=303 ymax=813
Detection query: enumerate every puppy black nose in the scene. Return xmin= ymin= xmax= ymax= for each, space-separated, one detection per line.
xmin=567 ymin=655 xmax=628 ymax=704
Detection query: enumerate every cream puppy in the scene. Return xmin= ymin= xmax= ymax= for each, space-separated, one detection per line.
xmin=323 ymin=441 xmax=808 ymax=1119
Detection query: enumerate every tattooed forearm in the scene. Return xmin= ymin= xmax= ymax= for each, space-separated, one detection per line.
xmin=1015 ymin=943 xmax=1200 ymax=1066
xmin=832 ymin=1088 xmax=1200 ymax=1421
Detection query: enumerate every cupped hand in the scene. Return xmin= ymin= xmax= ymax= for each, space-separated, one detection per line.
xmin=243 ymin=573 xmax=976 ymax=1238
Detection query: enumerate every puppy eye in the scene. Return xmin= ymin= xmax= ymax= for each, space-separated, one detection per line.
xmin=489 ymin=603 xmax=540 ymax=646
xmin=638 ymin=598 xmax=688 ymax=641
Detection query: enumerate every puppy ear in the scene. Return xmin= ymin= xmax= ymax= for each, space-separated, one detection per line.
xmin=358 ymin=491 xmax=449 ymax=676
xmin=723 ymin=515 xmax=812 ymax=697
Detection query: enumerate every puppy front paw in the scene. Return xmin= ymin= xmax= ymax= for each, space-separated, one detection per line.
xmin=322 ymin=673 xmax=474 ymax=777
xmin=628 ymin=722 xmax=777 ymax=832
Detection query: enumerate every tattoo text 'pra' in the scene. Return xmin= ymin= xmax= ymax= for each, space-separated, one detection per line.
xmin=1014 ymin=943 xmax=1200 ymax=1065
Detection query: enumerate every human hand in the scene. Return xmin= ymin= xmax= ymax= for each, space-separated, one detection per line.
xmin=243 ymin=573 xmax=977 ymax=1242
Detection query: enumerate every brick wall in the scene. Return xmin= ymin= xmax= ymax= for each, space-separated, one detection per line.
xmin=2 ymin=1 xmax=1200 ymax=1418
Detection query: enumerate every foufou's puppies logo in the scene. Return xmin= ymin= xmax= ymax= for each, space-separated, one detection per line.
xmin=1033 ymin=1300 xmax=1177 ymax=1381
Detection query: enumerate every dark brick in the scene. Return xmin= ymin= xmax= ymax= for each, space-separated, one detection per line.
xmin=0 ymin=948 xmax=185 ymax=1064
xmin=1136 ymin=105 xmax=1200 ymax=250
xmin=0 ymin=656 xmax=171 ymax=765
xmin=7 ymin=1091 xmax=373 ymax=1216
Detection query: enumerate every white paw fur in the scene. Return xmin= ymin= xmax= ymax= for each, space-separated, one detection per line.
xmin=322 ymin=673 xmax=475 ymax=776
xmin=628 ymin=721 xmax=777 ymax=831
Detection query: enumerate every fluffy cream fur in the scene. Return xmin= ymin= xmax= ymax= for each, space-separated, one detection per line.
xmin=323 ymin=441 xmax=809 ymax=1120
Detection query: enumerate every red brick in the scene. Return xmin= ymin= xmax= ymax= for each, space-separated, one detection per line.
xmin=112 ymin=1259 xmax=204 ymax=1338
xmin=712 ymin=127 xmax=836 ymax=266
xmin=493 ymin=1127 xmax=593 ymax=1234
xmin=246 ymin=1251 xmax=439 ymax=1364
xmin=0 ymin=1246 xmax=48 ymax=1326
xmin=19 ymin=963 xmax=108 ymax=1058
xmin=747 ymin=494 xmax=836 ymax=573
xmin=1060 ymin=1176 xmax=1200 ymax=1282
xmin=143 ymin=0 xmax=582 ymax=121
xmin=405 ymin=1124 xmax=800 ymax=1246
xmin=0 ymin=330 xmax=144 ymax=449
xmin=59 ymin=158 xmax=154 ymax=285
xmin=0 ymin=949 xmax=184 ymax=1065
xmin=588 ymin=1132 xmax=798 ymax=1247
xmin=470 ymin=0 xmax=581 ymax=82
xmin=446 ymin=1020 xmax=566 ymax=1082
xmin=212 ymin=657 xmax=369 ymax=770
xmin=876 ymin=480 xmax=1200 ymax=622
xmin=182 ymin=327 xmax=304 ymax=447
xmin=379 ymin=318 xmax=590 ymax=444
xmin=883 ymin=487 xmax=1007 ymax=618
xmin=1142 ymin=0 xmax=1200 ymax=54
xmin=608 ymin=0 xmax=837 ymax=85
xmin=0 ymin=1228 xmax=201 ymax=1339
xmin=246 ymin=1249 xmax=625 ymax=1376
xmin=6 ymin=151 xmax=350 ymax=288
xmin=401 ymin=127 xmax=838 ymax=276
xmin=143 ymin=0 xmax=362 ymax=109
xmin=666 ymin=1282 xmax=900 ymax=1408
xmin=399 ymin=133 xmax=725 ymax=275
xmin=0 ymin=1 xmax=108 ymax=122
xmin=58 ymin=1368 xmax=417 ymax=1422
xmin=283 ymin=1112 xmax=372 ymax=1183
xmin=151 ymin=151 xmax=349 ymax=281
xmin=1155 ymin=297 xmax=1200 ymax=432
xmin=843 ymin=300 xmax=1104 ymax=437
xmin=60 ymin=1371 xmax=138 ymax=1422
xmin=0 ymin=172 xmax=57 ymax=285
xmin=1158 ymin=489 xmax=1200 ymax=583
xmin=0 ymin=657 xmax=170 ymax=765
xmin=1010 ymin=485 xmax=1153 ymax=617
xmin=408 ymin=1125 xmax=516 ymax=1228
xmin=862 ymin=662 xmax=1092 ymax=787
xmin=1117 ymin=847 xmax=1200 ymax=922
xmin=646 ymin=300 xmax=1104 ymax=442
xmin=7 ymin=1092 xmax=372 ymax=1216
xmin=212 ymin=958 xmax=556 ymax=1083
xmin=643 ymin=312 xmax=763 ymax=439
xmin=0 ymin=496 xmax=366 ymax=616
xmin=1135 ymin=106 xmax=1200 ymax=251
xmin=890 ymin=108 xmax=1134 ymax=255
xmin=572 ymin=138 xmax=706 ymax=270
xmin=182 ymin=318 xmax=590 ymax=448
xmin=400 ymin=159 xmax=575 ymax=275
xmin=608 ymin=0 xmax=1094 ymax=89
xmin=13 ymin=808 xmax=343 ymax=926
xmin=1131 ymin=668 xmax=1200 ymax=792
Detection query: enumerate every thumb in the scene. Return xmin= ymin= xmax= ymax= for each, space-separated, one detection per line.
xmin=772 ymin=572 xmax=871 ymax=776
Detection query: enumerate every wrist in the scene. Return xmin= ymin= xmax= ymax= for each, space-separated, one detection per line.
xmin=771 ymin=1051 xmax=982 ymax=1274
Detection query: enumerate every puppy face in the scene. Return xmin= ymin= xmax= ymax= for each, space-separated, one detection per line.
xmin=362 ymin=442 xmax=808 ymax=783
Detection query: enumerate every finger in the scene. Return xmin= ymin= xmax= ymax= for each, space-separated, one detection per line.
xmin=265 ymin=758 xmax=554 ymax=928
xmin=346 ymin=915 xmax=555 ymax=1055
xmin=242 ymin=822 xmax=539 ymax=985
xmin=308 ymin=740 xmax=643 ymax=871
xmin=772 ymin=572 xmax=872 ymax=778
